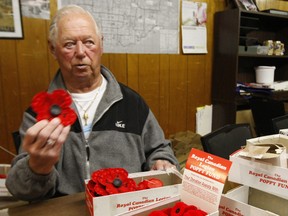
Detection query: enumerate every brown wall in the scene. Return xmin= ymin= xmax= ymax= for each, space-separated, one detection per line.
xmin=0 ymin=0 xmax=287 ymax=163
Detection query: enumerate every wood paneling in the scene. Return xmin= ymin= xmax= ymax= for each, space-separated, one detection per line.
xmin=256 ymin=0 xmax=288 ymax=10
xmin=169 ymin=55 xmax=188 ymax=133
xmin=1 ymin=0 xmax=286 ymax=163
xmin=0 ymin=40 xmax=22 ymax=163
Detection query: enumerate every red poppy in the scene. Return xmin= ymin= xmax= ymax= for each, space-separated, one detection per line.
xmin=95 ymin=168 xmax=129 ymax=187
xmin=137 ymin=180 xmax=149 ymax=190
xmin=162 ymin=208 xmax=173 ymax=215
xmin=171 ymin=202 xmax=188 ymax=216
xmin=137 ymin=178 xmax=163 ymax=190
xmin=146 ymin=178 xmax=164 ymax=188
xmin=183 ymin=209 xmax=207 ymax=216
xmin=31 ymin=89 xmax=77 ymax=126
xmin=94 ymin=182 xmax=109 ymax=196
xmin=89 ymin=168 xmax=137 ymax=196
xmin=149 ymin=211 xmax=169 ymax=216
xmin=88 ymin=168 xmax=164 ymax=197
xmin=87 ymin=179 xmax=96 ymax=191
xmin=149 ymin=202 xmax=207 ymax=216
xmin=184 ymin=205 xmax=198 ymax=212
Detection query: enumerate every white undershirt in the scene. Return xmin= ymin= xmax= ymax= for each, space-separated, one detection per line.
xmin=70 ymin=75 xmax=107 ymax=140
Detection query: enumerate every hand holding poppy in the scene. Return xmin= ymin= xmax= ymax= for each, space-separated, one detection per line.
xmin=23 ymin=118 xmax=71 ymax=175
xmin=20 ymin=90 xmax=76 ymax=175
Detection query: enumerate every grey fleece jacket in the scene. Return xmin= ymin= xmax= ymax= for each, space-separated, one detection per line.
xmin=6 ymin=65 xmax=179 ymax=201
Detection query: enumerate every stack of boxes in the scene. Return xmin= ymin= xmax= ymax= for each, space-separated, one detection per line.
xmin=220 ymin=134 xmax=288 ymax=215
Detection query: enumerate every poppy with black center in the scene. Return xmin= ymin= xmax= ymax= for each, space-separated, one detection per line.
xmin=31 ymin=89 xmax=77 ymax=126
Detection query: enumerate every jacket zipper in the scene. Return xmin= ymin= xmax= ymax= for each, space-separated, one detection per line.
xmin=85 ymin=142 xmax=90 ymax=179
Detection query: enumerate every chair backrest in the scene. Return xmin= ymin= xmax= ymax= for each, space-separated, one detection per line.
xmin=249 ymin=98 xmax=285 ymax=136
xmin=272 ymin=114 xmax=288 ymax=134
xmin=12 ymin=131 xmax=21 ymax=154
xmin=200 ymin=123 xmax=253 ymax=159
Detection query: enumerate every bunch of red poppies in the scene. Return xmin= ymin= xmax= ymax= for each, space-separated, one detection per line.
xmin=149 ymin=201 xmax=207 ymax=216
xmin=31 ymin=89 xmax=77 ymax=126
xmin=87 ymin=168 xmax=163 ymax=197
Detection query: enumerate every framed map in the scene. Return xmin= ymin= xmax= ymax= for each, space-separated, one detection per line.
xmin=0 ymin=0 xmax=23 ymax=39
xmin=58 ymin=0 xmax=180 ymax=54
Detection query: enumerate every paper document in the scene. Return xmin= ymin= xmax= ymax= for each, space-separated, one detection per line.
xmin=181 ymin=1 xmax=207 ymax=54
xmin=196 ymin=105 xmax=212 ymax=136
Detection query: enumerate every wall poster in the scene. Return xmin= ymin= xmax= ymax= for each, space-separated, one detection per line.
xmin=181 ymin=1 xmax=207 ymax=54
xmin=0 ymin=0 xmax=23 ymax=39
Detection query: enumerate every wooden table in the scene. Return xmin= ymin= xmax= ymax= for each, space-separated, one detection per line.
xmin=0 ymin=193 xmax=90 ymax=216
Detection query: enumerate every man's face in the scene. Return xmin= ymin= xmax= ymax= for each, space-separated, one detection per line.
xmin=50 ymin=13 xmax=103 ymax=82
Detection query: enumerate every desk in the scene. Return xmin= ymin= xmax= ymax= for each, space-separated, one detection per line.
xmin=0 ymin=193 xmax=90 ymax=216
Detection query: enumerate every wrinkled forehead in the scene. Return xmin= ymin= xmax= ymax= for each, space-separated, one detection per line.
xmin=59 ymin=13 xmax=95 ymax=30
xmin=57 ymin=14 xmax=98 ymax=38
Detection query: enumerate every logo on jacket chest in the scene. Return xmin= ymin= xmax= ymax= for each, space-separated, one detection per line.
xmin=115 ymin=121 xmax=125 ymax=129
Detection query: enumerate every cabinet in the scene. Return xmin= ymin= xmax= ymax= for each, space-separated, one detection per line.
xmin=212 ymin=8 xmax=288 ymax=130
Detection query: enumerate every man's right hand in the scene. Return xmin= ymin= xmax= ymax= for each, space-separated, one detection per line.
xmin=22 ymin=118 xmax=70 ymax=175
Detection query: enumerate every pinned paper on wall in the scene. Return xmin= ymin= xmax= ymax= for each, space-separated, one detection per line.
xmin=196 ymin=105 xmax=212 ymax=136
xmin=21 ymin=0 xmax=50 ymax=20
xmin=181 ymin=1 xmax=207 ymax=54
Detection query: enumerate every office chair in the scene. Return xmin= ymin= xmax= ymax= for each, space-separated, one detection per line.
xmin=272 ymin=114 xmax=288 ymax=134
xmin=200 ymin=123 xmax=253 ymax=159
xmin=249 ymin=98 xmax=285 ymax=136
xmin=12 ymin=131 xmax=21 ymax=154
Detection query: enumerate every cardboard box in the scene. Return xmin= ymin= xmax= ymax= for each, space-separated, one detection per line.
xmin=116 ymin=195 xmax=181 ymax=216
xmin=280 ymin=129 xmax=288 ymax=136
xmin=85 ymin=170 xmax=182 ymax=216
xmin=220 ymin=186 xmax=288 ymax=215
xmin=228 ymin=148 xmax=288 ymax=199
xmin=86 ymin=149 xmax=232 ymax=216
xmin=247 ymin=134 xmax=288 ymax=155
xmin=238 ymin=142 xmax=287 ymax=168
xmin=118 ymin=195 xmax=218 ymax=216
xmin=0 ymin=164 xmax=11 ymax=197
xmin=125 ymin=148 xmax=232 ymax=216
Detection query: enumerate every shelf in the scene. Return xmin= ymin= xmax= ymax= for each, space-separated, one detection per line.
xmin=236 ymin=91 xmax=288 ymax=110
xmin=241 ymin=9 xmax=288 ymax=19
xmin=241 ymin=15 xmax=259 ymax=21
xmin=238 ymin=54 xmax=288 ymax=58
xmin=212 ymin=8 xmax=288 ymax=130
xmin=240 ymin=26 xmax=259 ymax=31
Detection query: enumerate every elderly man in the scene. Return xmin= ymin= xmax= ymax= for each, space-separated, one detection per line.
xmin=6 ymin=5 xmax=179 ymax=201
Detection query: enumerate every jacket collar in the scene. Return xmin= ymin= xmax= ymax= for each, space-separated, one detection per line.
xmin=47 ymin=65 xmax=123 ymax=124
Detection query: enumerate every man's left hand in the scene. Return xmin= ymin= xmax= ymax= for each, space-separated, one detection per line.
xmin=150 ymin=160 xmax=176 ymax=171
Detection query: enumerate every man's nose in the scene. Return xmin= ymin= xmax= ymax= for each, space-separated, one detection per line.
xmin=75 ymin=41 xmax=85 ymax=57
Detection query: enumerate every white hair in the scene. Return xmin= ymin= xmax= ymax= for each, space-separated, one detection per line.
xmin=49 ymin=5 xmax=102 ymax=46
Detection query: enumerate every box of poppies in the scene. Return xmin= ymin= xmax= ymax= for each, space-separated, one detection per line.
xmin=117 ymin=148 xmax=232 ymax=216
xmin=85 ymin=168 xmax=182 ymax=216
xmin=219 ymin=185 xmax=287 ymax=215
xmin=117 ymin=195 xmax=219 ymax=216
xmin=0 ymin=164 xmax=11 ymax=197
xmin=228 ymin=134 xmax=288 ymax=200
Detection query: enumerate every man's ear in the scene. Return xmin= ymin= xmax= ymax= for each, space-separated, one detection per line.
xmin=48 ymin=40 xmax=56 ymax=58
xmin=100 ymin=36 xmax=104 ymax=56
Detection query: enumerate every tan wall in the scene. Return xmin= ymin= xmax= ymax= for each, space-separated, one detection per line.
xmin=0 ymin=0 xmax=287 ymax=163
